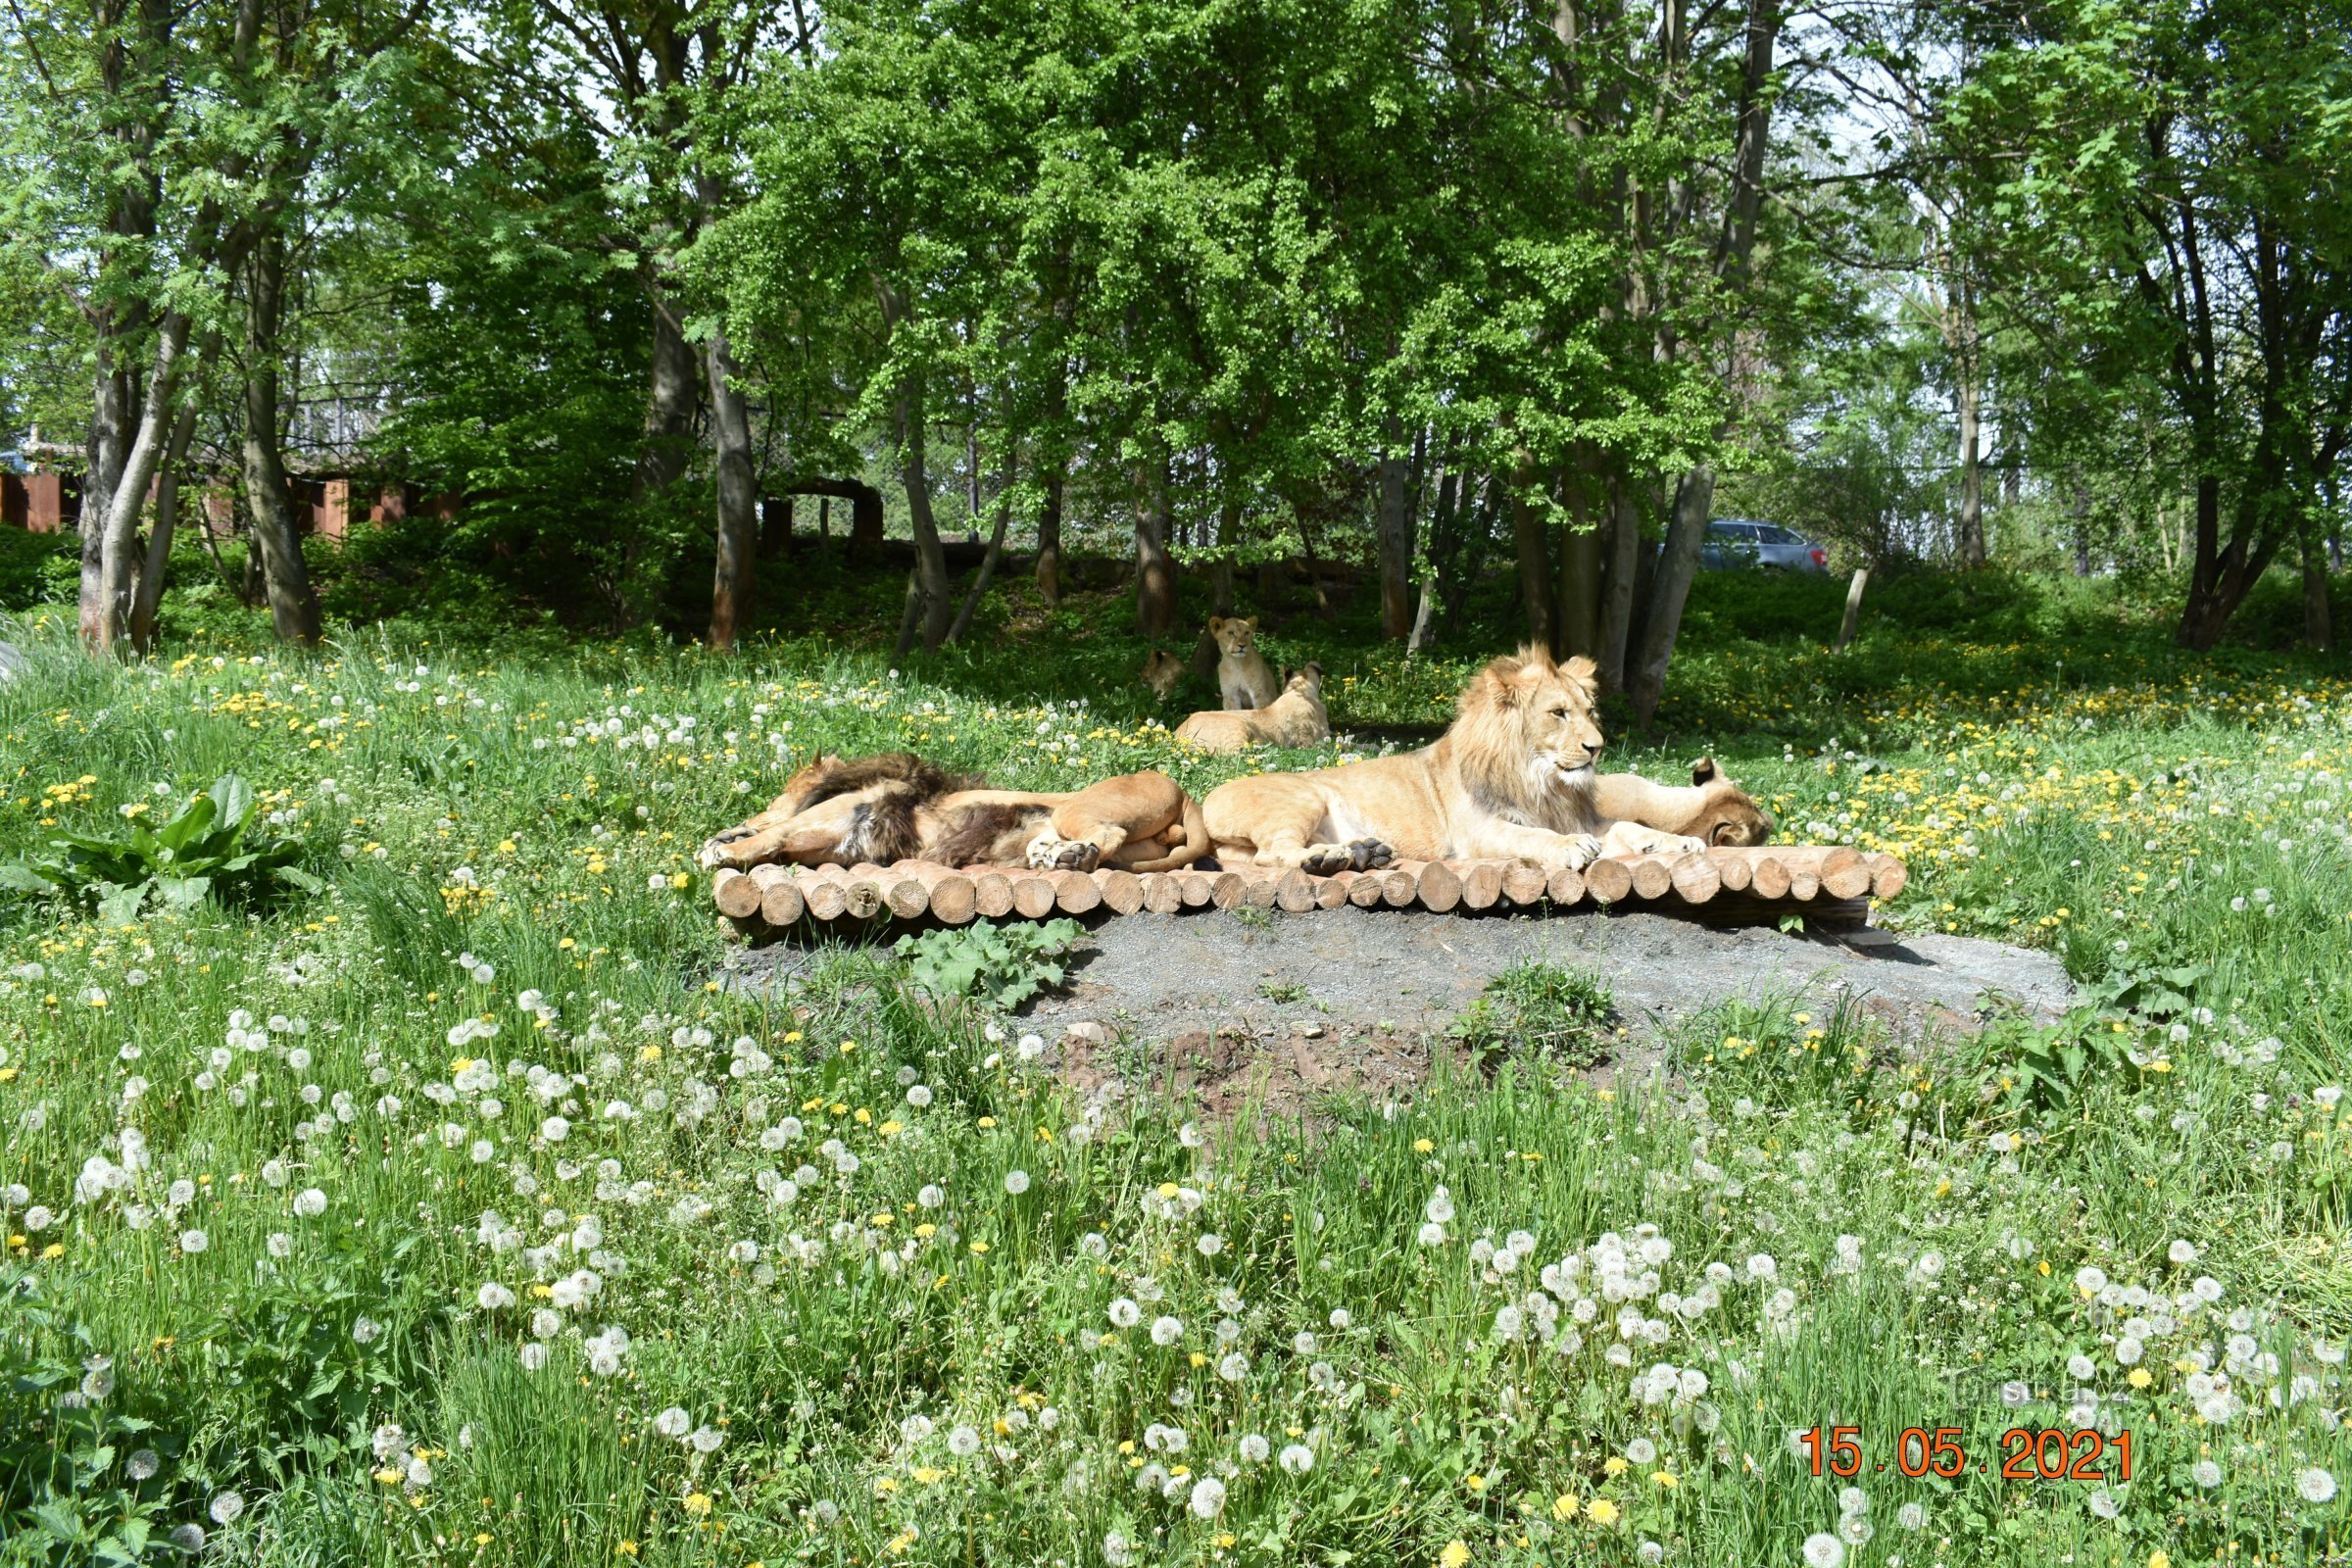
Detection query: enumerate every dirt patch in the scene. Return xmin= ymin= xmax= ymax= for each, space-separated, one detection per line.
xmin=722 ymin=906 xmax=2072 ymax=1123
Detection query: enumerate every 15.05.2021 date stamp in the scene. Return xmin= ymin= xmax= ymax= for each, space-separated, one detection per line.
xmin=1799 ymin=1425 xmax=2136 ymax=1484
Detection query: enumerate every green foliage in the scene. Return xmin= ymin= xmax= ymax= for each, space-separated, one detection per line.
xmin=1447 ymin=959 xmax=1616 ymax=1071
xmin=0 ymin=1270 xmax=179 ymax=1565
xmin=0 ymin=774 xmax=318 ymax=924
xmin=894 ymin=916 xmax=1085 ymax=1009
xmin=0 ymin=528 xmax=71 ymax=612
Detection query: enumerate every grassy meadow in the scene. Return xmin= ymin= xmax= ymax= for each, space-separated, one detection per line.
xmin=1 ymin=563 xmax=2348 ymax=1567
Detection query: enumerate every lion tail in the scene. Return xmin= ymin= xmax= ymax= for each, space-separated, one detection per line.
xmin=1127 ymin=791 xmax=1210 ymax=873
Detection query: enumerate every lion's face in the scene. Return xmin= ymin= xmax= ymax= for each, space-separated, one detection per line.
xmin=1687 ymin=758 xmax=1774 ymax=846
xmin=1140 ymin=650 xmax=1184 ymax=697
xmin=1489 ymin=650 xmax=1605 ymax=789
xmin=1209 ymin=616 xmax=1260 ymax=660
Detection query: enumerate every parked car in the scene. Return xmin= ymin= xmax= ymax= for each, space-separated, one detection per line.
xmin=1699 ymin=518 xmax=1828 ymax=573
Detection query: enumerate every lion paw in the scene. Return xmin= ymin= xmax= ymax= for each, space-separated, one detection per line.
xmin=1299 ymin=839 xmax=1395 ymax=876
xmin=1560 ymin=834 xmax=1603 ymax=871
xmin=1026 ymin=836 xmax=1102 ymax=872
xmin=698 ymin=832 xmax=751 ymax=870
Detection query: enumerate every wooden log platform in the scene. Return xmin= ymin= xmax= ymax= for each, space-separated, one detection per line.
xmin=715 ymin=844 xmax=1907 ymax=937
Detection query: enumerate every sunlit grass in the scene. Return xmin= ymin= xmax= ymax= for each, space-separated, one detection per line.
xmin=0 ymin=596 xmax=2346 ymax=1566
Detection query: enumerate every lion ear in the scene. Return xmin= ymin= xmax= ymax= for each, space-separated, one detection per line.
xmin=1691 ymin=757 xmax=1720 ymax=786
xmin=1208 ymin=615 xmax=1225 ymax=634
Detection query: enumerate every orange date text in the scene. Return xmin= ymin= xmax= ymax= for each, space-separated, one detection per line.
xmin=1797 ymin=1425 xmax=2134 ymax=1483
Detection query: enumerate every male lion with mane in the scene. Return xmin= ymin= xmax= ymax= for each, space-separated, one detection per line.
xmin=699 ymin=753 xmax=1208 ymax=874
xmin=1202 ymin=647 xmax=1707 ymax=874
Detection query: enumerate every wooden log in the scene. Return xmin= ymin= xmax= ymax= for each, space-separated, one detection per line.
xmin=1820 ymin=847 xmax=1872 ymax=901
xmin=1585 ymin=856 xmax=1633 ymax=903
xmin=1458 ymin=859 xmax=1504 ymax=910
xmin=757 ymin=867 xmax=807 ymax=928
xmin=1010 ymin=871 xmax=1058 ymax=919
xmin=1749 ymin=855 xmax=1791 ymax=900
xmin=1501 ymin=862 xmax=1550 ymax=906
xmin=1050 ymin=869 xmax=1102 ymax=915
xmin=1788 ymin=860 xmax=1821 ymax=901
xmin=903 ymin=863 xmax=975 ymax=924
xmin=1094 ymin=867 xmax=1145 ymax=915
xmin=841 ymin=864 xmax=887 ymax=919
xmin=1378 ymin=865 xmax=1417 ymax=906
xmin=1668 ymin=852 xmax=1721 ymax=905
xmin=1241 ymin=867 xmax=1280 ymax=908
xmin=1544 ymin=865 xmax=1586 ymax=906
xmin=1867 ymin=853 xmax=1908 ymax=901
xmin=1316 ymin=870 xmax=1355 ymax=909
xmin=1348 ymin=870 xmax=1387 ymax=907
xmin=712 ymin=868 xmax=761 ymax=919
xmin=1410 ymin=859 xmax=1461 ymax=913
xmin=1141 ymin=872 xmax=1183 ymax=913
xmin=884 ymin=867 xmax=933 ymax=920
xmin=1274 ymin=868 xmax=1316 ymax=912
xmin=1208 ymin=869 xmax=1250 ymax=909
xmin=1174 ymin=869 xmax=1216 ymax=907
xmin=802 ymin=866 xmax=849 ymax=921
xmin=971 ymin=868 xmax=1014 ymax=919
xmin=1713 ymin=851 xmax=1753 ymax=893
xmin=1627 ymin=856 xmax=1674 ymax=900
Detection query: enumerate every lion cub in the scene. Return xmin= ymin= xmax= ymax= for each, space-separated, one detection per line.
xmin=1140 ymin=649 xmax=1185 ymax=700
xmin=1593 ymin=758 xmax=1774 ymax=846
xmin=1176 ymin=664 xmax=1330 ymax=753
xmin=1208 ymin=615 xmax=1279 ymax=710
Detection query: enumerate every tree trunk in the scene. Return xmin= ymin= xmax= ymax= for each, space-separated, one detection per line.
xmin=1441 ymin=476 xmax=1497 ymax=641
xmin=1627 ymin=0 xmax=1780 ymax=717
xmin=2072 ymin=479 xmax=2092 ymax=578
xmin=1955 ymin=301 xmax=1985 ymax=567
xmin=1629 ymin=466 xmax=1714 ymax=724
xmin=90 ymin=310 xmax=196 ymax=650
xmin=1834 ymin=565 xmax=1870 ymax=654
xmin=635 ymin=297 xmax=699 ymax=503
xmin=948 ymin=468 xmax=1011 ymax=645
xmin=896 ymin=377 xmax=952 ymax=653
xmin=1555 ymin=462 xmax=1601 ymax=659
xmin=1409 ymin=463 xmax=1459 ymax=655
xmin=1508 ymin=464 xmax=1553 ymax=653
xmin=239 ymin=231 xmax=320 ymax=647
xmin=1597 ymin=475 xmax=1642 ymax=696
xmin=129 ymin=382 xmax=207 ymax=654
xmin=1375 ymin=436 xmax=1413 ymax=641
xmin=1135 ymin=454 xmax=1176 ymax=638
xmin=707 ymin=324 xmax=758 ymax=650
xmin=80 ymin=365 xmax=137 ymax=647
xmin=891 ymin=568 xmax=922 ymax=662
xmin=2301 ymin=514 xmax=2333 ymax=654
xmin=1036 ymin=465 xmax=1063 ymax=604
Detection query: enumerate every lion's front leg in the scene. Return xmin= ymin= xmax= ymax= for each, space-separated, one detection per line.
xmin=1597 ymin=820 xmax=1708 ymax=858
xmin=698 ymin=793 xmax=807 ymax=869
xmin=1460 ymin=820 xmax=1605 ymax=871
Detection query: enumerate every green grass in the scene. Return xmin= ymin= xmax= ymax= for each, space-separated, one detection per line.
xmin=0 ymin=565 xmax=2347 ymax=1567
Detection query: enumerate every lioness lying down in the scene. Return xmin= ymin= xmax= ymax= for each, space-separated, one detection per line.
xmin=699 ymin=753 xmax=1209 ymax=874
xmin=1594 ymin=757 xmax=1773 ymax=847
xmin=1174 ymin=663 xmax=1330 ymax=753
xmin=1202 ymin=647 xmax=1709 ymax=874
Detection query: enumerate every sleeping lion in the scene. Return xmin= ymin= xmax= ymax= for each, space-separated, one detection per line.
xmin=1594 ymin=757 xmax=1773 ymax=847
xmin=698 ymin=753 xmax=1209 ymax=874
xmin=1201 ymin=647 xmax=1709 ymax=874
